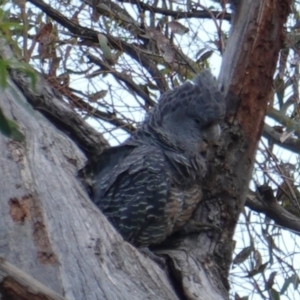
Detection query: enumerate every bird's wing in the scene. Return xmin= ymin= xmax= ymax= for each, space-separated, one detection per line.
xmin=92 ymin=145 xmax=171 ymax=245
xmin=78 ymin=145 xmax=134 ymax=195
xmin=91 ymin=145 xmax=135 ymax=184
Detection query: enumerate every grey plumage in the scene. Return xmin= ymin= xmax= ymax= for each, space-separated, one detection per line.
xmin=90 ymin=70 xmax=225 ymax=247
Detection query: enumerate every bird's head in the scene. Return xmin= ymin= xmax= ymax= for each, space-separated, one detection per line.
xmin=145 ymin=71 xmax=225 ymax=155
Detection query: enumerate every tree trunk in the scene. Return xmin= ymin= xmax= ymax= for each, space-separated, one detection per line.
xmin=0 ymin=63 xmax=178 ymax=300
xmin=0 ymin=0 xmax=291 ymax=299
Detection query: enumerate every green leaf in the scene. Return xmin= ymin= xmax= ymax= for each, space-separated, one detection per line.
xmin=270 ymin=289 xmax=280 ymax=300
xmin=292 ymin=273 xmax=300 ymax=290
xmin=0 ymin=59 xmax=37 ymax=90
xmin=0 ymin=108 xmax=25 ymax=142
xmin=0 ymin=59 xmax=8 ymax=88
xmin=0 ymin=107 xmax=12 ymax=137
xmin=98 ymin=34 xmax=114 ymax=63
xmin=0 ymin=22 xmax=23 ymax=31
xmin=23 ymin=68 xmax=37 ymax=90
xmin=280 ymin=274 xmax=298 ymax=294
xmin=7 ymin=120 xmax=25 ymax=141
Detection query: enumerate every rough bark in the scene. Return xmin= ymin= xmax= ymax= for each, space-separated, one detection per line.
xmin=0 ymin=0 xmax=292 ymax=300
xmin=0 ymin=70 xmax=178 ymax=300
xmin=155 ymin=0 xmax=291 ymax=299
xmin=0 ymin=257 xmax=68 ymax=300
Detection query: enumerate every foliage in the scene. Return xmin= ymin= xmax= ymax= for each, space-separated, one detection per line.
xmin=0 ymin=3 xmax=36 ymax=141
xmin=0 ymin=106 xmax=25 ymax=141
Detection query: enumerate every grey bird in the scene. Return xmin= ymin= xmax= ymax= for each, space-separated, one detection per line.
xmin=89 ymin=70 xmax=225 ymax=247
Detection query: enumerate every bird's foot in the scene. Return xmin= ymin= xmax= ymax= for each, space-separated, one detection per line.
xmin=139 ymin=247 xmax=166 ymax=269
xmin=182 ymin=219 xmax=221 ymax=234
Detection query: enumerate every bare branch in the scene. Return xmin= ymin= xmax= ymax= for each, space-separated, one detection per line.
xmin=0 ymin=36 xmax=108 ymax=156
xmin=27 ymin=0 xmax=169 ymax=92
xmin=246 ymin=189 xmax=300 ymax=235
xmin=268 ymin=107 xmax=300 ymax=136
xmin=0 ymin=257 xmax=68 ymax=300
xmin=116 ymin=0 xmax=232 ymax=21
xmin=87 ymin=53 xmax=156 ymax=108
xmin=263 ymin=123 xmax=300 ymax=154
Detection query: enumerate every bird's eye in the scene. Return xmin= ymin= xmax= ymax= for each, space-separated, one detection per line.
xmin=202 ymin=122 xmax=213 ymax=129
xmin=194 ymin=118 xmax=201 ymax=124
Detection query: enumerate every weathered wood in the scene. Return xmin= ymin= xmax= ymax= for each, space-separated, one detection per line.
xmin=156 ymin=1 xmax=291 ymax=300
xmin=0 ymin=75 xmax=179 ymax=299
xmin=0 ymin=257 xmax=68 ymax=300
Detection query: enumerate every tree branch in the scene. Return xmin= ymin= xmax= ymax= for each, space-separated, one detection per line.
xmin=0 ymin=37 xmax=108 ymax=157
xmin=27 ymin=0 xmax=169 ymax=92
xmin=83 ymin=0 xmax=144 ymax=35
xmin=45 ymin=76 xmax=136 ymax=134
xmin=268 ymin=107 xmax=300 ymax=136
xmin=0 ymin=70 xmax=180 ymax=300
xmin=263 ymin=123 xmax=300 ymax=154
xmin=117 ymin=0 xmax=231 ymax=21
xmin=80 ymin=1 xmax=201 ymax=81
xmin=86 ymin=53 xmax=156 ymax=108
xmin=0 ymin=257 xmax=68 ymax=300
xmin=246 ymin=189 xmax=300 ymax=235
